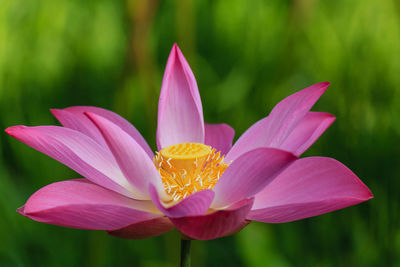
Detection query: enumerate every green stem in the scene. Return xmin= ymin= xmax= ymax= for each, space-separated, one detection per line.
xmin=180 ymin=238 xmax=191 ymax=267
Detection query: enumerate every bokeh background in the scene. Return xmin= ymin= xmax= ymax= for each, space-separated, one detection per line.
xmin=1 ymin=0 xmax=399 ymax=266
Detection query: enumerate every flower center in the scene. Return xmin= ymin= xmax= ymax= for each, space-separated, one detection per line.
xmin=154 ymin=143 xmax=229 ymax=201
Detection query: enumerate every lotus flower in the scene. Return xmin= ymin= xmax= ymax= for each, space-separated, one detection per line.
xmin=6 ymin=44 xmax=372 ymax=241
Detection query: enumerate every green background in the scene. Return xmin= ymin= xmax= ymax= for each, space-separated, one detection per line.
xmin=1 ymin=0 xmax=398 ymax=266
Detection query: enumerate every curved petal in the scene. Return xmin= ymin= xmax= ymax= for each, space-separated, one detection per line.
xmin=5 ymin=125 xmax=136 ymax=198
xmin=51 ymin=106 xmax=153 ymax=158
xmin=204 ymin=123 xmax=235 ymax=155
xmin=107 ymin=217 xmax=174 ymax=239
xmin=170 ymin=198 xmax=254 ymax=240
xmin=226 ymin=82 xmax=330 ymax=162
xmin=280 ymin=112 xmax=335 ymax=156
xmin=19 ymin=179 xmax=160 ymax=230
xmin=248 ymin=157 xmax=373 ymax=223
xmin=86 ymin=112 xmax=166 ymax=200
xmin=157 ymin=44 xmax=204 ymax=149
xmin=212 ymin=148 xmax=296 ymax=208
xmin=51 ymin=108 xmax=108 ymax=148
xmin=149 ymin=184 xmax=214 ymax=218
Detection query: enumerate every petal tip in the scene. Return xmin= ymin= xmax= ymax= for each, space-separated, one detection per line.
xmin=49 ymin=108 xmax=60 ymax=112
xmin=316 ymin=82 xmax=330 ymax=93
xmin=5 ymin=125 xmax=25 ymax=136
xmin=315 ymin=81 xmax=330 ymax=89
xmin=16 ymin=206 xmax=25 ymax=215
xmin=321 ymin=81 xmax=330 ymax=87
xmin=49 ymin=108 xmax=62 ymax=116
xmin=4 ymin=127 xmax=12 ymax=135
xmin=50 ymin=108 xmax=67 ymax=123
xmin=172 ymin=43 xmax=183 ymax=53
xmin=354 ymin=186 xmax=373 ymax=202
xmin=171 ymin=43 xmax=187 ymax=64
xmin=365 ymin=188 xmax=374 ymax=200
xmin=323 ymin=113 xmax=336 ymax=126
xmin=309 ymin=81 xmax=330 ymax=94
xmin=169 ymin=43 xmax=180 ymax=59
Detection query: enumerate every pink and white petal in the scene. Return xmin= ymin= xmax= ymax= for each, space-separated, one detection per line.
xmin=248 ymin=157 xmax=373 ymax=223
xmin=107 ymin=217 xmax=174 ymax=239
xmin=5 ymin=126 xmax=137 ymax=198
xmin=51 ymin=109 xmax=109 ymax=149
xmin=226 ymin=82 xmax=330 ymax=162
xmin=19 ymin=179 xmax=160 ymax=230
xmin=280 ymin=112 xmax=335 ymax=156
xmin=170 ymin=198 xmax=254 ymax=240
xmin=204 ymin=123 xmax=235 ymax=155
xmin=157 ymin=44 xmax=204 ymax=149
xmin=149 ymin=184 xmax=214 ymax=218
xmin=51 ymin=106 xmax=153 ymax=158
xmin=212 ymin=148 xmax=296 ymax=208
xmin=86 ymin=112 xmax=166 ymax=200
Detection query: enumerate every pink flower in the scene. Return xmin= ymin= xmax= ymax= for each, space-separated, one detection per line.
xmin=6 ymin=44 xmax=372 ymax=240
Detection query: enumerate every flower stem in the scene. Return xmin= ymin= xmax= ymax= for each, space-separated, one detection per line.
xmin=180 ymin=237 xmax=191 ymax=267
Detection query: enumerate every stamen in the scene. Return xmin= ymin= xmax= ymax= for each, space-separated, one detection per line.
xmin=166 ymin=158 xmax=172 ymax=168
xmin=154 ymin=143 xmax=229 ymax=201
xmin=171 ymin=190 xmax=177 ymax=198
xmin=181 ymin=169 xmax=187 ymax=177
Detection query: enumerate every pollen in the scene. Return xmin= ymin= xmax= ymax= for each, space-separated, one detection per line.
xmin=154 ymin=143 xmax=229 ymax=202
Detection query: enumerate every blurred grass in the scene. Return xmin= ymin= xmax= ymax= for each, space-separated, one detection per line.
xmin=0 ymin=0 xmax=399 ymax=266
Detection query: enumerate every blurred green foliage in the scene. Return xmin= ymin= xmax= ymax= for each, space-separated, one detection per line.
xmin=0 ymin=0 xmax=399 ymax=266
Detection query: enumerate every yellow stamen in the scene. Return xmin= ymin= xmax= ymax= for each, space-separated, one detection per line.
xmin=154 ymin=143 xmax=229 ymax=201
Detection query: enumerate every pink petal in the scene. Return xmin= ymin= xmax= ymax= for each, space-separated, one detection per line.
xmin=51 ymin=108 xmax=108 ymax=148
xmin=157 ymin=44 xmax=204 ymax=149
xmin=5 ymin=125 xmax=136 ymax=198
xmin=249 ymin=157 xmax=373 ymax=223
xmin=170 ymin=198 xmax=254 ymax=240
xmin=51 ymin=106 xmax=153 ymax=158
xmin=148 ymin=184 xmax=214 ymax=218
xmin=204 ymin=123 xmax=235 ymax=155
xmin=226 ymin=82 xmax=330 ymax=162
xmin=280 ymin=112 xmax=335 ymax=156
xmin=86 ymin=112 xmax=166 ymax=200
xmin=19 ymin=179 xmax=160 ymax=230
xmin=107 ymin=217 xmax=174 ymax=239
xmin=212 ymin=148 xmax=296 ymax=208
